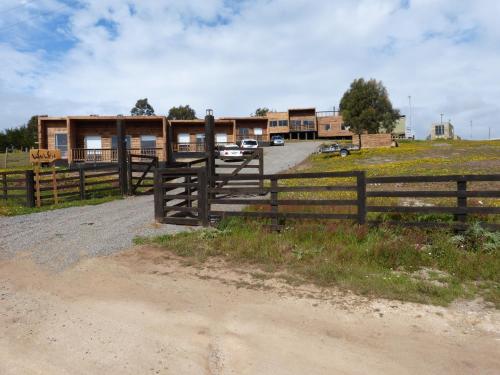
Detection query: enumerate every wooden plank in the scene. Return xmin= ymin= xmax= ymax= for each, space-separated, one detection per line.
xmin=367 ymin=174 xmax=500 ymax=183
xmin=367 ymin=190 xmax=500 ymax=198
xmin=162 ymin=182 xmax=199 ymax=188
xmin=212 ymin=171 xmax=360 ymax=181
xmin=367 ymin=206 xmax=500 ymax=214
xmin=210 ymin=211 xmax=358 ymax=220
xmin=161 ymin=217 xmax=200 ymax=226
xmin=208 ymin=199 xmax=358 ymax=206
xmin=165 ymin=206 xmax=199 ymax=213
xmin=215 ymin=164 xmax=260 ymax=169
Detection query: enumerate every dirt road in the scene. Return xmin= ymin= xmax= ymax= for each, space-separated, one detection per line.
xmin=1 ymin=246 xmax=499 ymax=375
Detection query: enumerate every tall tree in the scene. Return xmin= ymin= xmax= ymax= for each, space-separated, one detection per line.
xmin=0 ymin=115 xmax=38 ymax=150
xmin=167 ymin=105 xmax=197 ymax=120
xmin=253 ymin=107 xmax=269 ymax=117
xmin=339 ymin=78 xmax=400 ymax=147
xmin=130 ymin=98 xmax=155 ymax=116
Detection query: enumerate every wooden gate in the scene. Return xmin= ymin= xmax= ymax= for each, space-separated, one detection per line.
xmin=127 ymin=153 xmax=158 ymax=195
xmin=154 ymin=167 xmax=208 ymax=226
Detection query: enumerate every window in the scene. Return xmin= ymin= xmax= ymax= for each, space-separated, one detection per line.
xmin=341 ymin=123 xmax=349 ymax=131
xmin=111 ymin=135 xmax=131 ymax=149
xmin=303 ymin=120 xmax=314 ymax=126
xmin=270 ymin=120 xmax=278 ymax=127
xmin=254 ymin=128 xmax=263 ymax=135
xmin=141 ymin=135 xmax=157 ymax=149
xmin=278 ymin=120 xmax=288 ymax=127
xmin=435 ymin=125 xmax=445 ymax=136
xmin=290 ymin=120 xmax=301 ymax=127
xmin=324 ymin=124 xmax=331 ymax=131
xmin=196 ymin=134 xmax=205 ymax=143
xmin=55 ymin=133 xmax=68 ymax=158
xmin=238 ymin=128 xmax=249 ymax=136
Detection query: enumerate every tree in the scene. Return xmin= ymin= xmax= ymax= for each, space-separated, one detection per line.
xmin=253 ymin=107 xmax=269 ymax=117
xmin=130 ymin=98 xmax=155 ymax=116
xmin=339 ymin=78 xmax=400 ymax=147
xmin=0 ymin=115 xmax=38 ymax=150
xmin=167 ymin=105 xmax=197 ymax=120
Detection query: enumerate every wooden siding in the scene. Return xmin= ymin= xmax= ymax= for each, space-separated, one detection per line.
xmin=267 ymin=112 xmax=289 ymax=134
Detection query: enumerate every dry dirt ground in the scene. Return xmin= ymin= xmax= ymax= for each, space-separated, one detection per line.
xmin=1 ymin=246 xmax=499 ymax=375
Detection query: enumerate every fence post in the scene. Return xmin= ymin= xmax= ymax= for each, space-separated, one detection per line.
xmin=258 ymin=148 xmax=264 ymax=194
xmin=154 ymin=168 xmax=164 ymax=223
xmin=2 ymin=173 xmax=7 ymax=200
xmin=79 ymin=166 xmax=86 ymax=200
xmin=270 ymin=176 xmax=279 ymax=229
xmin=127 ymin=153 xmax=133 ymax=195
xmin=116 ymin=118 xmax=128 ymax=195
xmin=25 ymin=170 xmax=35 ymax=208
xmin=356 ymin=171 xmax=367 ymax=225
xmin=198 ymin=169 xmax=209 ymax=227
xmin=456 ymin=179 xmax=467 ymax=225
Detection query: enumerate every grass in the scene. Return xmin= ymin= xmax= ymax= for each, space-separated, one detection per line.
xmin=0 ymin=195 xmax=122 ymax=216
xmin=0 ymin=151 xmax=30 ymax=171
xmin=139 ymin=219 xmax=500 ymax=307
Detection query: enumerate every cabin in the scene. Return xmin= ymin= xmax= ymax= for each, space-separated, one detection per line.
xmin=38 ymin=115 xmax=167 ymax=164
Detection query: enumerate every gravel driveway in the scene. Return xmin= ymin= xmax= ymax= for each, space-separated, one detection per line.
xmin=0 ymin=141 xmax=321 ymax=270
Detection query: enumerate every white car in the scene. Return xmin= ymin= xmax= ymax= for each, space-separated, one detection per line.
xmin=219 ymin=144 xmax=244 ymax=160
xmin=240 ymin=139 xmax=259 ymax=151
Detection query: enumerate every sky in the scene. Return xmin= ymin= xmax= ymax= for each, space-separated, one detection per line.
xmin=0 ymin=0 xmax=499 ymax=139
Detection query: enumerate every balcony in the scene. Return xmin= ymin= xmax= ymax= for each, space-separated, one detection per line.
xmin=289 ymin=123 xmax=316 ymax=132
xmin=71 ymin=148 xmax=164 ymax=162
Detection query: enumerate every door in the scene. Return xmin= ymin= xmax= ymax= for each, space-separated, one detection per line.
xmin=215 ymin=133 xmax=228 ymax=145
xmin=54 ymin=133 xmax=68 ymax=159
xmin=177 ymin=133 xmax=190 ymax=152
xmin=140 ymin=135 xmax=157 ymax=156
xmin=196 ymin=134 xmax=205 ymax=152
xmin=84 ymin=136 xmax=102 ymax=161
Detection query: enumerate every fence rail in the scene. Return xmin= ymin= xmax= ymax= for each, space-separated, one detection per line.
xmin=154 ymin=170 xmax=500 ymax=230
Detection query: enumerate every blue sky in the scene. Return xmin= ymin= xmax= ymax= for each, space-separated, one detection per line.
xmin=1 ymin=0 xmax=499 ymax=139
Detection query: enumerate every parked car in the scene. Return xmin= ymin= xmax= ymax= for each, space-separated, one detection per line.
xmin=270 ymin=135 xmax=285 ymax=146
xmin=218 ymin=144 xmax=244 ymax=161
xmin=240 ymin=139 xmax=259 ymax=153
xmin=317 ymin=143 xmax=359 ymax=157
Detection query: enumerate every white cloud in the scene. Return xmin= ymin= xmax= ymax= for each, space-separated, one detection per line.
xmin=1 ymin=0 xmax=499 ymax=139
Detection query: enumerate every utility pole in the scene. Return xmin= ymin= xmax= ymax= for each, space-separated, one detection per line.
xmin=407 ymin=96 xmax=413 ymax=139
xmin=440 ymin=113 xmax=444 ymax=124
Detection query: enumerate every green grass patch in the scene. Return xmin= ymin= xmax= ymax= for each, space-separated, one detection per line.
xmin=0 ymin=194 xmax=122 ymax=216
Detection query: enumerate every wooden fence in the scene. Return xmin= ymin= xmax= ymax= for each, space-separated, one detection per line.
xmin=154 ymin=170 xmax=500 ymax=230
xmin=1 ymin=164 xmax=121 ymax=207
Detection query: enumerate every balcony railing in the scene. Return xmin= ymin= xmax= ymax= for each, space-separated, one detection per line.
xmin=72 ymin=148 xmax=163 ymax=162
xmin=289 ymin=124 xmax=316 ymax=132
xmin=236 ymin=133 xmax=268 ymax=142
xmin=173 ymin=142 xmax=233 ymax=153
